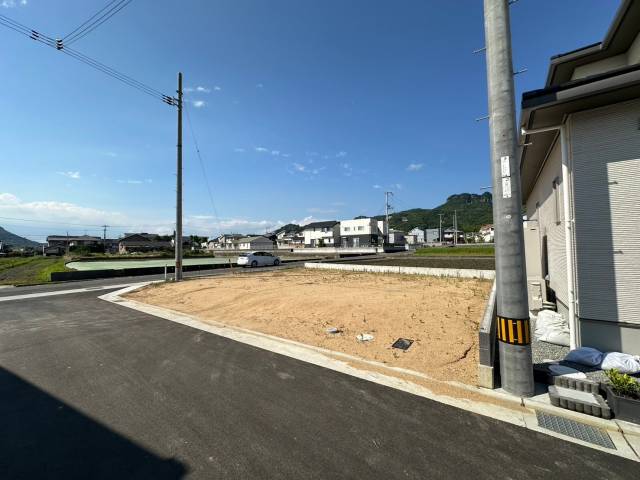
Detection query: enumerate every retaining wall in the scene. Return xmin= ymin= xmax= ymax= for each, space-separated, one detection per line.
xmin=303 ymin=262 xmax=495 ymax=280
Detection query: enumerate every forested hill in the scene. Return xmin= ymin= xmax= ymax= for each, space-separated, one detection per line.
xmin=374 ymin=192 xmax=493 ymax=233
xmin=0 ymin=226 xmax=41 ymax=248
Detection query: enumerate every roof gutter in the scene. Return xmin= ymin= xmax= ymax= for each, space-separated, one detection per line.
xmin=521 ymin=124 xmax=578 ymax=350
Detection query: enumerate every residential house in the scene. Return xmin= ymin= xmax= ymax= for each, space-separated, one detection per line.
xmin=425 ymin=228 xmax=440 ymax=243
xmin=443 ymin=228 xmax=464 ymax=244
xmin=388 ymin=229 xmax=406 ymax=246
xmin=276 ymin=231 xmax=305 ymax=249
xmin=339 ymin=218 xmax=385 ymax=248
xmin=46 ymin=235 xmax=101 ymax=249
xmin=302 ymin=221 xmax=340 ymax=247
xmin=479 ymin=224 xmax=495 ymax=243
xmin=207 ymin=234 xmax=244 ymax=250
xmin=409 ymin=227 xmax=425 ymax=244
xmin=118 ymin=233 xmax=172 ymax=254
xmin=519 ymin=0 xmax=640 ymax=354
xmin=237 ymin=235 xmax=276 ymax=251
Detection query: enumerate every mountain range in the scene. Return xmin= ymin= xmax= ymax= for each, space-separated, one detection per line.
xmin=0 ymin=226 xmax=41 ymax=248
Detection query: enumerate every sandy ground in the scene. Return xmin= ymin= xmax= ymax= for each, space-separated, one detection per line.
xmin=127 ymin=269 xmax=492 ymax=385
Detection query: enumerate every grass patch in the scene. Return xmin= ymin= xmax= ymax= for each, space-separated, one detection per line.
xmin=0 ymin=257 xmax=70 ymax=285
xmin=415 ymin=246 xmax=495 ymax=256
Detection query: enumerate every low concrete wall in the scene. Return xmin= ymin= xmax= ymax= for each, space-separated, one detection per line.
xmin=478 ymin=281 xmax=498 ymax=389
xmin=304 ymin=262 xmax=495 ymax=280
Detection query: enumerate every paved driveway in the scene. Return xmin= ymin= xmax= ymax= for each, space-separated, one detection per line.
xmin=0 ymin=286 xmax=637 ymax=479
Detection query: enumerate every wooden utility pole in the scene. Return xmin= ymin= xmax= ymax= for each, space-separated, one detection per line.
xmin=175 ymin=72 xmax=184 ymax=281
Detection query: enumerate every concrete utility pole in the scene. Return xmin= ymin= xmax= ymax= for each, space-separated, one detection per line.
xmin=175 ymin=72 xmax=184 ymax=281
xmin=438 ymin=213 xmax=443 ymax=244
xmin=384 ymin=191 xmax=393 ymax=244
xmin=454 ymin=210 xmax=458 ymax=246
xmin=484 ymin=0 xmax=534 ymax=396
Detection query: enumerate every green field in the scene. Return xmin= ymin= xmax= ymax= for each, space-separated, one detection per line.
xmin=0 ymin=257 xmax=69 ymax=285
xmin=415 ymin=246 xmax=495 ymax=257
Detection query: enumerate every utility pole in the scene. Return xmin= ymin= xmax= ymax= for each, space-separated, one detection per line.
xmin=384 ymin=191 xmax=393 ymax=244
xmin=454 ymin=210 xmax=458 ymax=246
xmin=438 ymin=213 xmax=443 ymax=244
xmin=484 ymin=0 xmax=534 ymax=396
xmin=102 ymin=224 xmax=108 ymax=251
xmin=175 ymin=72 xmax=184 ymax=281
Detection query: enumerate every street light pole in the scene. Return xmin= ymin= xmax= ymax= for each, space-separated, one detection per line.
xmin=484 ymin=0 xmax=534 ymax=396
xmin=175 ymin=72 xmax=184 ymax=281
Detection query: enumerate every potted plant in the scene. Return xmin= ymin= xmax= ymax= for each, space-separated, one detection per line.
xmin=604 ymin=369 xmax=640 ymax=424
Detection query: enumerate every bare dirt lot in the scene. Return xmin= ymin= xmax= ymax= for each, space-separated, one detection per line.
xmin=127 ymin=269 xmax=492 ymax=385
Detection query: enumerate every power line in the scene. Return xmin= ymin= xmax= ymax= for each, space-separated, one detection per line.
xmin=63 ymin=0 xmax=132 ymax=46
xmin=0 ymin=12 xmax=176 ymax=106
xmin=184 ymin=101 xmax=222 ymax=230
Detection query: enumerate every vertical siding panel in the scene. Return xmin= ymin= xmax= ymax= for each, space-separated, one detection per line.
xmin=570 ymin=98 xmax=640 ymax=324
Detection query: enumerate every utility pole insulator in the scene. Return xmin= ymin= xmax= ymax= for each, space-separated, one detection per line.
xmin=56 ymin=39 xmax=63 ymax=50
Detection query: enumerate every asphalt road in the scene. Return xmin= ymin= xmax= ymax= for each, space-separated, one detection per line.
xmin=0 ymin=280 xmax=637 ymax=479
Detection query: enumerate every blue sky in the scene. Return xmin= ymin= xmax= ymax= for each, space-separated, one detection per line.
xmin=0 ymin=0 xmax=620 ymax=240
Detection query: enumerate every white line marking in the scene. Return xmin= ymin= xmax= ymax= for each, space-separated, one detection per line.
xmin=0 ymin=282 xmax=151 ymax=303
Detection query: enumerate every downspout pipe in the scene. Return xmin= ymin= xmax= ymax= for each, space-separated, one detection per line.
xmin=521 ymin=125 xmax=578 ymax=350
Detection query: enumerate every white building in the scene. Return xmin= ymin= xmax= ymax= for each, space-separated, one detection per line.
xmin=339 ymin=218 xmax=386 ymax=248
xmin=520 ymin=0 xmax=640 ymax=354
xmin=302 ymin=221 xmax=339 ymax=247
xmin=408 ymin=228 xmax=425 ymax=243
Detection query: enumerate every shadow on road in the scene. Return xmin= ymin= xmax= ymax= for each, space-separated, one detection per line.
xmin=0 ymin=367 xmax=187 ymax=479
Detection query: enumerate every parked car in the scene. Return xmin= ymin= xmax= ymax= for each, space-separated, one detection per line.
xmin=237 ymin=251 xmax=281 ymax=268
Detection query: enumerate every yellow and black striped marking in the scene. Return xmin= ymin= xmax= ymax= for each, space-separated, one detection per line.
xmin=497 ymin=317 xmax=531 ymax=345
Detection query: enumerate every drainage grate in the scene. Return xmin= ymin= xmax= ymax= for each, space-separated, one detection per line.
xmin=536 ymin=411 xmax=616 ymax=449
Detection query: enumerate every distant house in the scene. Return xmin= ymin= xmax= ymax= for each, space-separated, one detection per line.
xmin=443 ymin=228 xmax=464 ymax=244
xmin=46 ymin=235 xmax=101 ymax=249
xmin=338 ymin=218 xmax=385 ymax=248
xmin=302 ymin=221 xmax=340 ymax=247
xmin=519 ymin=0 xmax=640 ymax=354
xmin=276 ymin=231 xmax=305 ymax=249
xmin=207 ymin=234 xmax=244 ymax=250
xmin=479 ymin=224 xmax=494 ymax=243
xmin=425 ymin=228 xmax=439 ymax=243
xmin=408 ymin=228 xmax=425 ymax=244
xmin=118 ymin=233 xmax=172 ymax=254
xmin=388 ymin=229 xmax=406 ymax=246
xmin=237 ymin=235 xmax=276 ymax=251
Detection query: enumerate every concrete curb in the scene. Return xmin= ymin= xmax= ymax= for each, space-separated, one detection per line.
xmin=304 ymin=262 xmax=495 ymax=280
xmin=100 ymin=284 xmax=638 ymax=461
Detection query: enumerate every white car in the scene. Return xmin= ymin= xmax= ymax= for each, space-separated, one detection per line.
xmin=237 ymin=251 xmax=281 ymax=268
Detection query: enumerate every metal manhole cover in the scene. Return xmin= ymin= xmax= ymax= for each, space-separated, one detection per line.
xmin=391 ymin=338 xmax=413 ymax=350
xmin=536 ymin=411 xmax=615 ymax=449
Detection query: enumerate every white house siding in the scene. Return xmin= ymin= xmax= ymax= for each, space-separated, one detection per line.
xmin=569 ymin=98 xmax=640 ymax=326
xmin=525 ymin=140 xmax=568 ymax=313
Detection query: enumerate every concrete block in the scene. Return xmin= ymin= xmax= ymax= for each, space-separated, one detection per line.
xmin=548 ymin=385 xmax=611 ymax=419
xmin=478 ymin=365 xmax=495 ymax=389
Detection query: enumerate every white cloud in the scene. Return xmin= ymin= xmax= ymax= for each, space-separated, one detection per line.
xmin=256 ymin=83 xmax=264 ymax=88
xmin=407 ymin=163 xmax=423 ymax=172
xmin=392 ymin=183 xmax=403 ymax=190
xmin=292 ymin=162 xmax=306 ymax=172
xmin=336 ymin=151 xmax=347 ymax=158
xmin=196 ymin=86 xmax=211 ymax=93
xmin=331 ymin=201 xmax=346 ymax=207
xmin=192 ymin=100 xmax=206 ymax=108
xmin=373 ymin=184 xmax=382 ymax=189
xmin=57 ymin=171 xmax=81 ymax=180
xmin=271 ymin=150 xmax=280 ymax=156
xmin=213 ymin=86 xmax=222 ymax=91
xmin=1 ymin=0 xmax=27 ymax=8
xmin=234 ymin=148 xmax=245 ymax=153
xmin=117 ymin=179 xmax=152 ymax=185
xmin=0 ymin=192 xmax=128 ymax=227
xmin=281 ymin=153 xmax=290 ymax=158
xmin=254 ymin=146 xmax=269 ymax=153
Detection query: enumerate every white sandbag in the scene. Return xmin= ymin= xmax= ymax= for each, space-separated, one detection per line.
xmin=600 ymin=352 xmax=640 ymax=374
xmin=534 ymin=309 xmax=570 ymax=346
xmin=564 ymin=347 xmax=603 ymax=367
